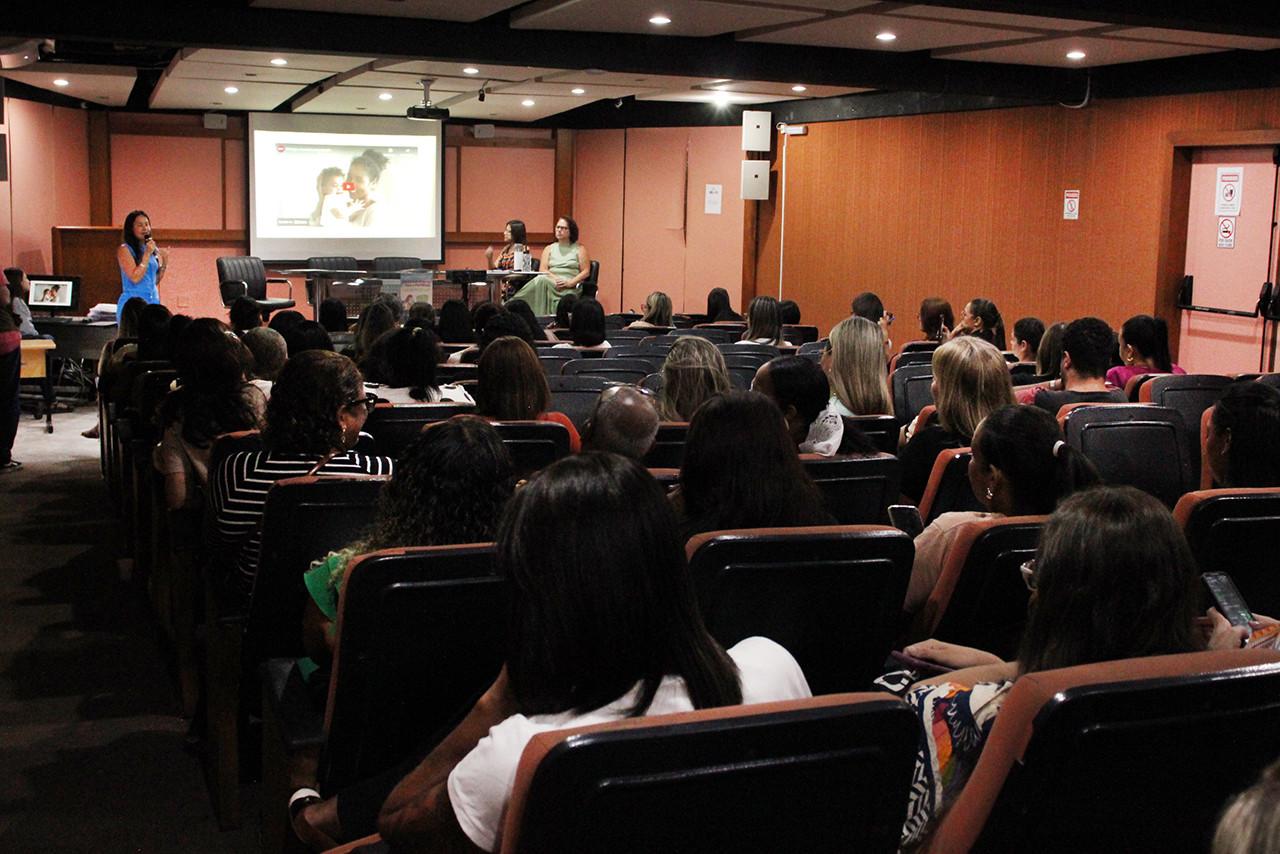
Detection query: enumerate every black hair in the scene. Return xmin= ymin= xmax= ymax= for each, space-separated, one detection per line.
xmin=122 ymin=210 xmax=149 ymax=258
xmin=555 ymin=292 xmax=580 ymax=329
xmin=470 ymin=300 xmax=504 ymax=339
xmin=745 ymin=295 xmax=784 ymax=345
xmin=556 ymin=215 xmax=579 ymax=243
xmin=480 ymin=311 xmax=534 ymax=351
xmin=968 ymin=298 xmax=1006 ymax=349
xmin=437 ymin=299 xmax=475 ymax=343
xmin=498 ymin=452 xmax=741 ymax=716
xmin=569 ymin=297 xmax=606 ymax=347
xmin=762 ymin=355 xmax=829 ymax=428
xmin=1121 ymin=315 xmax=1173 ymax=373
xmin=779 ymin=300 xmax=801 ymax=325
xmin=1017 ymin=486 xmax=1202 ymax=675
xmin=974 ymin=404 xmax=1099 ymax=515
xmin=1013 ymin=317 xmax=1045 ymax=358
xmin=1211 ymin=381 xmax=1280 ymax=488
xmin=1062 ymin=316 xmax=1116 ymax=379
xmin=505 ymin=298 xmax=549 ymax=341
xmin=507 ymin=220 xmax=527 ymax=245
xmin=679 ymin=391 xmax=830 ymax=538
xmin=706 ymin=288 xmax=741 ymax=322
xmin=161 ymin=317 xmax=261 ymax=448
xmin=3 ymin=268 xmax=21 ymax=290
xmin=319 ymin=298 xmax=350 ymax=332
xmin=850 ymin=291 xmax=885 ymax=322
xmin=267 ymin=309 xmax=305 ymax=338
xmin=920 ymin=298 xmax=954 ymax=342
xmin=136 ymin=303 xmax=175 ymax=361
xmin=1036 ymin=321 xmax=1067 ymax=378
xmin=229 ymin=296 xmax=264 ymax=333
xmin=382 ymin=325 xmax=443 ymax=400
xmin=262 ymin=350 xmax=362 ymax=455
xmin=285 ymin=320 xmax=334 ymax=356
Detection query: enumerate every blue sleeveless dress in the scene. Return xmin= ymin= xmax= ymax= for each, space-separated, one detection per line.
xmin=118 ymin=244 xmax=161 ymax=320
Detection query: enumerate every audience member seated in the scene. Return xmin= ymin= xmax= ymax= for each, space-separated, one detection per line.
xmin=154 ymin=318 xmax=266 ymax=510
xmin=904 ymin=404 xmax=1099 ymax=614
xmin=706 ymin=287 xmax=742 ymax=322
xmin=0 ymin=285 xmax=20 ymax=470
xmin=300 ymin=418 xmax=514 ymax=670
xmin=97 ymin=296 xmax=147 ymax=382
xmin=1205 ymin=381 xmax=1280 ymax=488
xmin=365 ymin=325 xmax=472 ymax=404
xmin=1031 ymin=320 xmax=1067 ymax=383
xmin=672 ymin=390 xmax=833 ymax=540
xmin=742 ymin=295 xmax=789 ymax=346
xmin=851 ymin=291 xmax=893 ymax=351
xmin=436 ymin=298 xmax=474 ymax=344
xmin=918 ymin=297 xmax=953 ymax=346
xmin=229 ymin=296 xmax=264 ymax=335
xmin=1011 ymin=316 xmax=1044 ymax=365
xmin=406 ymin=301 xmax=434 ymax=331
xmin=473 ymin=336 xmax=580 ymax=451
xmin=346 ymin=302 xmax=397 ymax=364
xmin=1025 ymin=316 xmax=1126 ymax=411
xmin=504 ymin=298 xmax=553 ymax=342
xmin=1214 ymin=755 xmax=1280 ymax=854
xmin=779 ymin=299 xmax=801 ymax=326
xmin=899 ymin=337 xmax=1015 ymax=503
xmin=628 ymin=291 xmax=672 ymax=329
xmin=1105 ymin=313 xmax=1185 ymax=391
xmin=136 ymin=302 xmax=176 ymax=362
xmin=318 ymin=298 xmax=350 ymax=333
xmin=286 ymin=320 xmax=334 ymax=357
xmin=753 ymin=355 xmax=876 ymax=456
xmin=553 ymin=296 xmax=608 ymax=349
xmin=371 ymin=453 xmax=811 ymax=852
xmin=206 ymin=351 xmax=394 ymax=597
xmin=949 ymin=297 xmax=1006 ymax=349
xmin=448 ymin=311 xmax=533 ymax=365
xmin=241 ymin=326 xmax=287 ymax=388
xmin=655 ymin=335 xmax=731 ymax=422
xmin=548 ymin=292 xmax=579 ymax=335
xmin=267 ymin=308 xmax=305 ymax=338
xmin=898 ymin=485 xmax=1255 ymax=846
xmin=825 ymin=316 xmax=892 ymax=418
xmin=581 ymin=385 xmax=660 ymax=460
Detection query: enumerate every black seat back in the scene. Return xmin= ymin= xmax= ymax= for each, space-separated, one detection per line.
xmin=1063 ymin=404 xmax=1195 ymax=508
xmin=801 ymin=454 xmax=902 ymax=525
xmin=1178 ymin=489 xmax=1280 ymax=617
xmin=845 ymin=415 xmax=899 ymax=455
xmin=891 ymin=365 xmax=934 ymax=426
xmin=216 ymin=256 xmax=269 ymax=302
xmin=642 ymin=422 xmax=689 ymax=468
xmin=546 ymin=375 xmax=607 ymax=431
xmin=371 ymin=256 xmax=422 ymax=273
xmin=492 ymin=420 xmax=573 ymax=479
xmin=362 ymin=402 xmax=477 ymax=458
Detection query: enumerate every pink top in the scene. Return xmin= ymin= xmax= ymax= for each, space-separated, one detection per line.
xmin=1105 ymin=363 xmax=1186 ymax=392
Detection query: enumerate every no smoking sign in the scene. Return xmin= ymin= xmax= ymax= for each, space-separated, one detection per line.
xmin=1218 ymin=217 xmax=1235 ymax=249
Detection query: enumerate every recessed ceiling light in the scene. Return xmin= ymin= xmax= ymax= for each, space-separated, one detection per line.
xmin=224 ymin=86 xmax=239 ymax=94
xmin=876 ymin=32 xmax=896 ymax=42
xmin=379 ymin=93 xmax=393 ymax=101
xmin=270 ymin=58 xmax=288 ymax=66
xmin=522 ymin=99 xmax=535 ymax=107
xmin=463 ymin=67 xmax=479 ymax=75
xmin=571 ymin=88 xmax=585 ymax=95
xmin=1066 ymin=50 xmax=1086 ymax=60
xmin=650 ymin=14 xmax=671 ymax=25
xmin=53 ymin=78 xmax=69 ymax=87
xmin=792 ymin=85 xmax=807 ymax=92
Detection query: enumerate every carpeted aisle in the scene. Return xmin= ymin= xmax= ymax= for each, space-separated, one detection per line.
xmin=0 ymin=408 xmax=259 ymax=852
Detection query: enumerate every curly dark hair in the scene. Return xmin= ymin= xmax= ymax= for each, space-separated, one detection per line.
xmin=353 ymin=416 xmax=514 ymax=552
xmin=159 ymin=318 xmax=262 ymax=448
xmin=262 ymin=350 xmax=362 ymax=455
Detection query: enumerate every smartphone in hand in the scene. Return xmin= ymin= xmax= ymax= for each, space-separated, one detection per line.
xmin=888 ymin=504 xmax=924 ymax=539
xmin=1203 ymin=571 xmax=1252 ymax=627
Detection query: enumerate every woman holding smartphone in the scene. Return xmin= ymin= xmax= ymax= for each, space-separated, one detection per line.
xmin=116 ymin=210 xmax=168 ymax=320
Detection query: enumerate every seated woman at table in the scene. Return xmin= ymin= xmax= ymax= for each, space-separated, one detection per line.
xmin=473 ymin=336 xmax=580 ymax=451
xmin=484 ymin=219 xmax=527 ymax=271
xmin=511 ymin=216 xmax=591 ymax=316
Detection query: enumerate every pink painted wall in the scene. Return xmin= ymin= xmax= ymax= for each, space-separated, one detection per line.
xmin=457 ymin=146 xmax=555 ymax=233
xmin=1178 ymin=147 xmax=1278 ymax=375
xmin=684 ymin=125 xmax=746 ymax=315
xmin=575 ymin=129 xmax=625 ymax=313
xmin=2 ymin=98 xmax=90 ymax=274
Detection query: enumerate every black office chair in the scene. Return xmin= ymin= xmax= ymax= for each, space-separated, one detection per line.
xmin=371 ymin=256 xmax=422 ymax=273
xmin=216 ymin=256 xmax=294 ymax=316
xmin=304 ymin=255 xmax=361 ymax=307
xmin=579 ymin=260 xmax=600 ymax=299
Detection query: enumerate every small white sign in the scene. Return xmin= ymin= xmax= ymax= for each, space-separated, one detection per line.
xmin=1063 ymin=190 xmax=1080 ymax=220
xmin=1218 ymin=217 xmax=1235 ymax=249
xmin=705 ymin=183 xmax=723 ymax=215
xmin=1216 ymin=167 xmax=1242 ymax=216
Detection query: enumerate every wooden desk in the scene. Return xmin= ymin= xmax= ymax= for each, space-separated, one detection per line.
xmin=20 ymin=339 xmax=56 ymax=432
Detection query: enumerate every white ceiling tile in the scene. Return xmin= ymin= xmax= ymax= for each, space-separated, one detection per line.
xmin=1 ymin=64 xmax=136 ymax=107
xmin=942 ymin=34 xmax=1225 ymax=67
xmin=377 ymin=59 xmax=566 ymax=82
xmin=741 ymin=11 xmax=1033 ymax=51
xmin=249 ymin=0 xmax=521 ymax=23
xmin=511 ymin=0 xmax=821 ymax=37
xmin=1108 ymin=27 xmax=1280 ymax=51
xmin=636 ymin=88 xmax=795 ymax=105
xmin=703 ymin=80 xmax=869 ymax=98
xmin=178 ymin=48 xmax=372 ymax=73
xmin=149 ymin=76 xmax=303 ymax=110
xmin=888 ymin=5 xmax=1107 ymax=32
xmin=166 ymin=59 xmax=334 ymax=85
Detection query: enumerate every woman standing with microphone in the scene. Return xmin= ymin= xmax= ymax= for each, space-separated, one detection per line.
xmin=116 ymin=210 xmax=169 ymax=320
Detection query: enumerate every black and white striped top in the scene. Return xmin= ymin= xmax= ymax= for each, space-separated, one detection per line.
xmin=206 ymin=450 xmax=394 ymax=595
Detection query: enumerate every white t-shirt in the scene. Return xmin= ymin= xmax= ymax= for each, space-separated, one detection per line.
xmin=448 ymin=636 xmax=811 ymax=851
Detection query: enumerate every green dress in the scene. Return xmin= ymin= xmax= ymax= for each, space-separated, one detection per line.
xmin=512 ymin=241 xmax=581 ymax=315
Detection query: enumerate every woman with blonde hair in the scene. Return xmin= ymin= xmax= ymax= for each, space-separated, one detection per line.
xmin=629 ymin=291 xmax=673 ymax=329
xmin=655 ymin=335 xmax=731 ymax=422
xmin=898 ymin=336 xmax=1016 ymax=502
xmin=824 ymin=316 xmax=892 ymax=417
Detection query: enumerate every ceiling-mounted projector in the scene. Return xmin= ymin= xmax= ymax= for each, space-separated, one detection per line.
xmin=407 ymin=104 xmax=449 ymax=120
xmin=406 ymin=76 xmax=448 ymax=121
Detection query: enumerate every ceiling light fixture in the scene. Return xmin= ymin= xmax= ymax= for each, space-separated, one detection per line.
xmin=876 ymin=32 xmax=897 ymax=42
xmin=571 ymin=88 xmax=585 ymax=95
xmin=650 ymin=14 xmax=671 ymax=25
xmin=463 ymin=67 xmax=479 ymax=75
xmin=270 ymin=58 xmax=288 ymax=66
xmin=1066 ymin=50 xmax=1086 ymax=60
xmin=379 ymin=93 xmax=392 ymax=100
xmin=792 ymin=85 xmax=806 ymax=92
xmin=224 ymin=86 xmax=238 ymax=94
xmin=522 ymin=99 xmax=535 ymax=107
xmin=53 ymin=78 xmax=69 ymax=87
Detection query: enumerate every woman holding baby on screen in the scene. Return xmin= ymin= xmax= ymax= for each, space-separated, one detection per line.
xmin=511 ymin=215 xmax=591 ymax=316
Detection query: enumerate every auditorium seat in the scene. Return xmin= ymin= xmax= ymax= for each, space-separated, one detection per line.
xmin=546 ymin=374 xmax=607 ymax=430
xmin=917 ymin=448 xmax=983 ymax=525
xmin=800 ymin=453 xmax=902 ymax=525
xmin=490 ymin=420 xmax=573 ymax=479
xmin=685 ymin=525 xmax=913 ymax=693
xmin=846 ymin=414 xmax=900 ymax=455
xmin=561 ymin=357 xmax=652 ymax=384
xmin=641 ymin=422 xmax=689 ymax=469
xmin=920 ymin=649 xmax=1280 ymax=854
xmin=362 ymin=402 xmax=477 ymax=458
xmin=1060 ymin=403 xmax=1195 ymax=508
xmin=891 ymin=364 xmax=934 ymax=426
xmin=1174 ymin=487 xmax=1280 ymax=617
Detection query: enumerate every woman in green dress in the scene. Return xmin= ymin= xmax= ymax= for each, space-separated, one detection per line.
xmin=511 ymin=216 xmax=591 ymax=315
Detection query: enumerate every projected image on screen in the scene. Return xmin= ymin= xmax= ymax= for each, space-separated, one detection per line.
xmin=248 ymin=114 xmax=444 ymax=262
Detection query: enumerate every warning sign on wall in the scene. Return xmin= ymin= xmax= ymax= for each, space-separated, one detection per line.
xmin=1063 ymin=190 xmax=1079 ymax=220
xmin=1216 ymin=168 xmax=1242 ymax=216
xmin=1218 ymin=217 xmax=1235 ymax=249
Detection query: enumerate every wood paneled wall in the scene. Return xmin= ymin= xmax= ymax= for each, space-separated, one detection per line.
xmin=756 ymin=87 xmax=1280 ymax=350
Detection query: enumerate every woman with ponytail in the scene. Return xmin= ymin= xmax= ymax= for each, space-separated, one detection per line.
xmin=903 ymin=404 xmax=1100 ymax=614
xmin=1106 ymin=314 xmax=1184 ymax=391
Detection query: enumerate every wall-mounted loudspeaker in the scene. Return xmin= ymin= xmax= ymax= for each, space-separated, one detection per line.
xmin=742 ymin=110 xmax=771 ymax=152
xmin=741 ymin=161 xmax=769 ymax=200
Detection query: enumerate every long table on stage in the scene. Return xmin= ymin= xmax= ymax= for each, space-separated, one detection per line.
xmin=33 ymin=317 xmax=118 ymax=362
